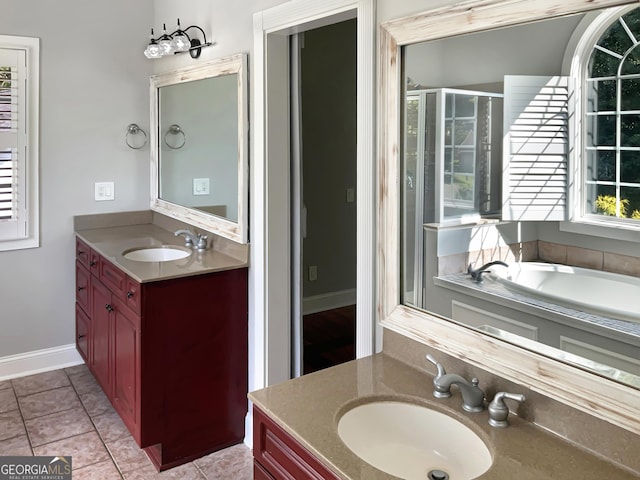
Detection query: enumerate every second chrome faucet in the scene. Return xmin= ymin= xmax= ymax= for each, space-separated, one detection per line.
xmin=426 ymin=354 xmax=485 ymax=412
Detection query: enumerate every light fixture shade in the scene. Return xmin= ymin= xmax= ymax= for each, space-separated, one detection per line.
xmin=144 ymin=41 xmax=162 ymax=59
xmin=158 ymin=38 xmax=173 ymax=56
xmin=171 ymin=32 xmax=191 ymax=52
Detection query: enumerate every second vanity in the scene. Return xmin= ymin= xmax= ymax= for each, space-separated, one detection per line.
xmin=249 ymin=349 xmax=640 ymax=480
xmin=74 ymin=211 xmax=249 ymax=471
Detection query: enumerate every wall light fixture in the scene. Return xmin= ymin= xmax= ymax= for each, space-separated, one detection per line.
xmin=144 ymin=19 xmax=213 ymax=60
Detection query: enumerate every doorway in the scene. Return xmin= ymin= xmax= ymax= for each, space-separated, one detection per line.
xmin=292 ymin=19 xmax=358 ymax=375
xmin=251 ymin=0 xmax=376 ymax=393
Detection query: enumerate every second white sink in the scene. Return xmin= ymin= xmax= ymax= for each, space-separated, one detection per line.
xmin=122 ymin=246 xmax=191 ymax=262
xmin=337 ymin=401 xmax=492 ymax=480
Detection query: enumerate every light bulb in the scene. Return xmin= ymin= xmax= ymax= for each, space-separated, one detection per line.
xmin=143 ymin=28 xmax=162 ymax=59
xmin=144 ymin=42 xmax=162 ymax=59
xmin=171 ymin=32 xmax=191 ymax=52
xmin=171 ymin=19 xmax=191 ymax=52
xmin=158 ymin=24 xmax=173 ymax=56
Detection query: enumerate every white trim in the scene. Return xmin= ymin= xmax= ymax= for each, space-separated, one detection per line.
xmin=0 ymin=344 xmax=83 ymax=381
xmin=303 ymin=289 xmax=357 ymax=315
xmin=0 ymin=35 xmax=39 ymax=252
xmin=250 ymin=0 xmax=377 ymax=394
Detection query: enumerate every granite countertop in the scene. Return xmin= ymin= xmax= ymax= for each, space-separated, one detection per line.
xmin=249 ymin=353 xmax=638 ymax=480
xmin=75 ymin=223 xmax=248 ymax=283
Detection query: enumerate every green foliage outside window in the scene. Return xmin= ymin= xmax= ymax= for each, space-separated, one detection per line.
xmin=595 ymin=195 xmax=640 ymax=219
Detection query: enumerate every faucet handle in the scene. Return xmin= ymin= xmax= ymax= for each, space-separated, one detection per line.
xmin=488 ymin=392 xmax=526 ymax=428
xmin=426 ymin=355 xmax=450 ymax=397
xmin=426 ymin=354 xmax=446 ymax=378
xmin=195 ymin=234 xmax=208 ymax=251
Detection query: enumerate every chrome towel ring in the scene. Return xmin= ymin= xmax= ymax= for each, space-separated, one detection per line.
xmin=163 ymin=124 xmax=186 ymax=149
xmin=125 ymin=123 xmax=148 ymax=149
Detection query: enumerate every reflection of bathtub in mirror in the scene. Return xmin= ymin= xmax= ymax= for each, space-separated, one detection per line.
xmin=486 ymin=262 xmax=640 ymax=324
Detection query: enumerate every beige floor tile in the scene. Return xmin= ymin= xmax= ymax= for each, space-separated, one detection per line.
xmin=106 ymin=435 xmax=153 ymax=475
xmin=12 ymin=370 xmax=70 ymax=397
xmin=125 ymin=462 xmax=206 ymax=479
xmin=19 ymin=386 xmax=82 ymax=420
xmin=73 ymin=459 xmax=123 ymax=480
xmin=34 ymin=431 xmax=110 ymax=470
xmin=0 ymin=434 xmax=32 ymax=456
xmin=64 ymin=364 xmax=89 ymax=377
xmin=0 ymin=380 xmax=12 ymax=391
xmin=0 ymin=410 xmax=27 ymax=441
xmin=93 ymin=410 xmax=130 ymax=443
xmin=194 ymin=443 xmax=253 ymax=480
xmin=68 ymin=370 xmax=100 ymax=395
xmin=79 ymin=386 xmax=113 ymax=418
xmin=25 ymin=407 xmax=94 ymax=447
xmin=0 ymin=388 xmax=18 ymax=414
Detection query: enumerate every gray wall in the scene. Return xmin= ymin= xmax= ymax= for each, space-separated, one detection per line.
xmin=0 ymin=0 xmax=153 ymax=358
xmin=0 ymin=0 xmax=288 ymax=363
xmin=301 ymin=19 xmax=357 ymax=298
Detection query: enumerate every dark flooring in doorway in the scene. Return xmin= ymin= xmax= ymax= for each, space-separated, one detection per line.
xmin=303 ymin=304 xmax=356 ymax=374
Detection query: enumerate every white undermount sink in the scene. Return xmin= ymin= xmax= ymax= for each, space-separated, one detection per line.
xmin=122 ymin=246 xmax=191 ymax=262
xmin=337 ymin=401 xmax=492 ymax=480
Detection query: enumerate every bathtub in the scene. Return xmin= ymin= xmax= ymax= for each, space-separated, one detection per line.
xmin=485 ymin=262 xmax=640 ymax=323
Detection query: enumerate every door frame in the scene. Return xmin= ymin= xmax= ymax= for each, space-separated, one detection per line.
xmin=248 ymin=0 xmax=377 ymax=434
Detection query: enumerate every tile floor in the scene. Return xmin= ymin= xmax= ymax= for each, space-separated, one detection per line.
xmin=0 ymin=365 xmax=254 ymax=479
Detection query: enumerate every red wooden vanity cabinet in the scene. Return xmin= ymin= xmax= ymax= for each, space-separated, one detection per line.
xmin=75 ymin=236 xmax=248 ymax=471
xmin=253 ymin=406 xmax=342 ymax=480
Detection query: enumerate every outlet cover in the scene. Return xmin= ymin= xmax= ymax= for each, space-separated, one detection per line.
xmin=193 ymin=178 xmax=210 ymax=196
xmin=95 ymin=182 xmax=115 ymax=201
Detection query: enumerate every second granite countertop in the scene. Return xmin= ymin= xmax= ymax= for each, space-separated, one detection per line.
xmin=249 ymin=353 xmax=638 ymax=480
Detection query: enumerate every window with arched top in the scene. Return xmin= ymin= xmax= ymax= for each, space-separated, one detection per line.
xmin=584 ymin=7 xmax=640 ymax=222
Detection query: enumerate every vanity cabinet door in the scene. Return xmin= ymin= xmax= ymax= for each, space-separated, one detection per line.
xmin=91 ymin=278 xmax=113 ymax=396
xmin=254 ymin=461 xmax=277 ymax=480
xmin=253 ymin=406 xmax=341 ymax=480
xmin=112 ymin=297 xmax=141 ymax=442
xmin=75 ymin=304 xmax=90 ymax=363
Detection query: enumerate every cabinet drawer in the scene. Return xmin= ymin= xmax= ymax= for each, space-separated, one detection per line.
xmin=76 ymin=237 xmax=98 ymax=274
xmin=253 ymin=406 xmax=340 ymax=480
xmin=76 ymin=261 xmax=91 ymax=313
xmin=124 ymin=277 xmax=141 ymax=316
xmin=75 ymin=304 xmax=90 ymax=363
xmin=99 ymin=257 xmax=127 ymax=297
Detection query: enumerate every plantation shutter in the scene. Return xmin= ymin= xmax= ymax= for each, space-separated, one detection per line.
xmin=502 ymin=75 xmax=571 ymax=221
xmin=0 ymin=48 xmax=27 ymax=240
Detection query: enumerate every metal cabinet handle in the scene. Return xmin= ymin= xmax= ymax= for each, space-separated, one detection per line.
xmin=105 ymin=304 xmax=114 ymax=312
xmin=77 ymin=286 xmax=86 ymax=291
xmin=78 ymin=334 xmax=86 ymax=339
xmin=127 ymin=291 xmax=134 ymax=299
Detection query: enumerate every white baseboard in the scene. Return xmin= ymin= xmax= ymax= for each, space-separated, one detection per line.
xmin=0 ymin=344 xmax=84 ymax=381
xmin=303 ymin=288 xmax=356 ymax=315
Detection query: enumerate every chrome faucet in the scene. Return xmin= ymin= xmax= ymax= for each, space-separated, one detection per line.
xmin=175 ymin=229 xmax=208 ymax=252
xmin=426 ymin=355 xmax=485 ymax=412
xmin=488 ymin=392 xmax=526 ymax=427
xmin=467 ymin=260 xmax=508 ymax=282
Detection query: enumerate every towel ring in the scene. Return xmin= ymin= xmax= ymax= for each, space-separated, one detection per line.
xmin=125 ymin=123 xmax=148 ymax=149
xmin=163 ymin=124 xmax=186 ymax=149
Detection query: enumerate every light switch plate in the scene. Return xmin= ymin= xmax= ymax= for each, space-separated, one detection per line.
xmin=193 ymin=178 xmax=210 ymax=196
xmin=95 ymin=182 xmax=115 ymax=201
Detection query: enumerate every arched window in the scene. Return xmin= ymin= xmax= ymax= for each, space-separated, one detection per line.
xmin=584 ymin=7 xmax=640 ymax=222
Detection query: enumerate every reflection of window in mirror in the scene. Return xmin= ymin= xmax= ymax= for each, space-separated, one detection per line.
xmin=585 ymin=7 xmax=640 ymax=223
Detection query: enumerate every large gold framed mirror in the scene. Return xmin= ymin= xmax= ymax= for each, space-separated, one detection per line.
xmin=150 ymin=53 xmax=248 ymax=243
xmin=378 ymin=0 xmax=640 ymax=436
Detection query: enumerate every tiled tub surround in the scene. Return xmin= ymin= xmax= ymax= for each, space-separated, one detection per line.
xmin=437 ymin=238 xmax=640 ymax=279
xmin=249 ymin=331 xmax=640 ymax=479
xmin=0 ymin=366 xmax=253 ymax=479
